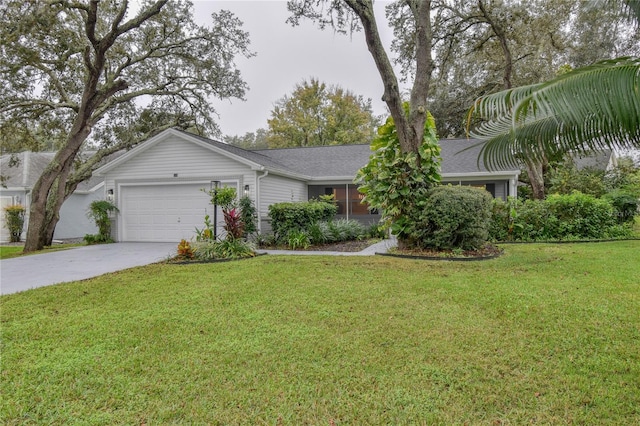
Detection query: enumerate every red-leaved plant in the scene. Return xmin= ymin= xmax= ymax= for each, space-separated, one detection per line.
xmin=223 ymin=207 xmax=245 ymax=240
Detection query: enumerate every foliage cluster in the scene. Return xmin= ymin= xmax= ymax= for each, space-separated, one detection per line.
xmin=176 ymin=239 xmax=194 ymax=261
xmin=203 ymin=188 xmax=257 ymax=241
xmin=489 ymin=192 xmax=635 ymax=242
xmin=268 ymin=200 xmax=337 ymax=242
xmin=306 ymin=219 xmax=367 ymax=246
xmin=192 ymin=238 xmax=256 ymax=260
xmin=83 ymin=200 xmax=118 ymax=245
xmin=356 ymin=110 xmax=442 ymax=248
xmin=267 ymin=78 xmax=379 ymax=148
xmin=238 ymin=196 xmax=257 ymax=236
xmin=3 ymin=204 xmax=25 ymax=243
xmin=413 ymin=185 xmax=493 ymax=251
xmin=188 ymin=188 xmax=256 ymax=260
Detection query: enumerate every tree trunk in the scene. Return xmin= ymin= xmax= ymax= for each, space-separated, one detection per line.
xmin=23 ymin=129 xmax=90 ymax=252
xmin=525 ymin=159 xmax=546 ymax=200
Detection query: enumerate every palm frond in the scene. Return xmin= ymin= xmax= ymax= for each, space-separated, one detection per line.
xmin=468 ymin=57 xmax=640 ymax=170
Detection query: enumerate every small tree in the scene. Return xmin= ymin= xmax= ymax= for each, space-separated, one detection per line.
xmin=85 ymin=200 xmax=118 ymax=244
xmin=4 ymin=204 xmax=25 ymax=243
xmin=238 ymin=196 xmax=257 ymax=237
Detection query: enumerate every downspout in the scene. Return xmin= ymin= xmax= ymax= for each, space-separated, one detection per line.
xmin=256 ymin=169 xmax=268 ymax=233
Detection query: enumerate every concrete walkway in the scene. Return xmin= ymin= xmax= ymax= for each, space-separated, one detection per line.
xmin=0 ymin=243 xmax=176 ymax=295
xmin=1 ymin=239 xmax=397 ymax=296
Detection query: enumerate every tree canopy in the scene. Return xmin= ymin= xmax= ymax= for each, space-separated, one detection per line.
xmin=0 ymin=0 xmax=252 ymax=251
xmin=266 ymin=78 xmax=379 ymax=148
xmin=464 ymin=1 xmax=639 ymax=172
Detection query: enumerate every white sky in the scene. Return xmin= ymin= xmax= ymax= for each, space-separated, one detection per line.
xmin=195 ymin=0 xmax=398 ymax=137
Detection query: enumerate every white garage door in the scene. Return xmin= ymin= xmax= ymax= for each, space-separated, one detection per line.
xmin=121 ymin=183 xmax=216 ymax=242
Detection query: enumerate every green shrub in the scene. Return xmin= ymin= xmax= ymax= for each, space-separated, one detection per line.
xmin=488 ymin=198 xmax=511 ymax=242
xmin=192 ymin=239 xmax=255 ymax=260
xmin=3 ymin=204 xmax=25 ymax=243
xmin=413 ymin=185 xmax=492 ymax=250
xmin=367 ymin=222 xmax=388 ymax=239
xmin=603 ymin=190 xmax=639 ymax=224
xmin=545 ymin=192 xmax=616 ymax=239
xmin=239 ymin=196 xmax=258 ymax=236
xmin=307 ymin=222 xmax=327 ymax=245
xmin=268 ymin=201 xmax=337 ymax=242
xmin=87 ymin=200 xmax=118 ymax=242
xmin=83 ymin=233 xmax=113 ymax=245
xmin=515 ymin=199 xmax=559 ymax=241
xmin=304 ymin=219 xmax=367 ymax=245
xmin=489 ymin=192 xmax=633 ymax=241
xmin=207 ymin=186 xmax=237 ymax=210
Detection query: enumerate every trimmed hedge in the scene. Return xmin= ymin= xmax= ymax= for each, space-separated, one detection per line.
xmin=410 ymin=185 xmax=492 ymax=250
xmin=268 ymin=201 xmax=337 ymax=241
xmin=489 ymin=192 xmax=635 ymax=241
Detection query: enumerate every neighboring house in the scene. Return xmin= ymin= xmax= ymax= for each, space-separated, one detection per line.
xmin=93 ymin=128 xmax=521 ymax=242
xmin=572 ymin=150 xmax=618 ymax=171
xmin=0 ymin=151 xmax=103 ymax=243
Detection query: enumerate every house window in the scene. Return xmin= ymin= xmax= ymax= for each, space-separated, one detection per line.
xmin=308 ymin=184 xmax=376 ymax=217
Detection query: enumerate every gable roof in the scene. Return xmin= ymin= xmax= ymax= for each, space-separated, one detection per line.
xmin=0 ymin=151 xmax=109 ymax=192
xmin=572 ymin=150 xmax=616 ymax=171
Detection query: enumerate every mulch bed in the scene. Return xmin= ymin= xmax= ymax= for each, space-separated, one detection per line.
xmin=379 ymin=244 xmax=503 ymax=261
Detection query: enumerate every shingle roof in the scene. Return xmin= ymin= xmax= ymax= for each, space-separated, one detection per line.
xmin=0 ymin=151 xmax=119 ymax=191
xmin=253 ymin=138 xmax=520 ymax=178
xmin=256 ymin=144 xmax=374 ymax=178
xmin=175 ymin=130 xmax=299 ymax=176
xmin=439 ymin=138 xmax=509 ymax=174
xmin=572 ymin=150 xmax=614 ymax=171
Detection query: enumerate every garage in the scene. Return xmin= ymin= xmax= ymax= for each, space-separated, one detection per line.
xmin=120 ymin=183 xmax=216 ymax=242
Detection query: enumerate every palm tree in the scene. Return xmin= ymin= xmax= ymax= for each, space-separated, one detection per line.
xmin=468 ymin=2 xmax=640 ymax=170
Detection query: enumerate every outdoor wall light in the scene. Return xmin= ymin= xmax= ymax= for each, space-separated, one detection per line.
xmin=107 ymin=189 xmax=114 ymax=202
xmin=244 ymin=184 xmax=250 ymax=196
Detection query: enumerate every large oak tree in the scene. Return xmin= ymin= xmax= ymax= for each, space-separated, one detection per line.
xmin=0 ymin=0 xmax=252 ymax=252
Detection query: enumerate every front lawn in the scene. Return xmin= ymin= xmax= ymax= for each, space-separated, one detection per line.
xmin=0 ymin=243 xmax=84 ymax=260
xmin=2 ymin=242 xmax=639 ymax=424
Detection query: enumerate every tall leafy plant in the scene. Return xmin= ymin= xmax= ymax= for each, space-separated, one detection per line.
xmin=4 ymin=204 xmax=25 ymax=243
xmin=356 ymin=109 xmax=441 ymax=247
xmin=207 ymin=187 xmax=245 ymax=240
xmin=85 ymin=200 xmax=118 ymax=244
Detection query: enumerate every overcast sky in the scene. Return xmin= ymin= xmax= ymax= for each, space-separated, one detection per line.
xmin=195 ymin=1 xmax=398 ymax=137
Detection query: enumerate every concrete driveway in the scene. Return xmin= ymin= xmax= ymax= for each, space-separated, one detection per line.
xmin=0 ymin=242 xmax=177 ymax=295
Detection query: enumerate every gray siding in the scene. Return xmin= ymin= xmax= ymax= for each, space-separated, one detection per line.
xmin=258 ymin=173 xmax=307 ymax=233
xmin=54 ymin=191 xmax=102 ymax=239
xmin=103 ymin=136 xmax=257 ymax=209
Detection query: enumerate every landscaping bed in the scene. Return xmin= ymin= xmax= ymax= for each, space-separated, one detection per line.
xmin=381 ymin=243 xmax=503 ymax=260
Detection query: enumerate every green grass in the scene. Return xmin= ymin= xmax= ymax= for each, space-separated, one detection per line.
xmin=0 ymin=243 xmax=83 ymax=259
xmin=2 ymin=242 xmax=639 ymax=424
xmin=0 ymin=245 xmax=24 ymax=259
